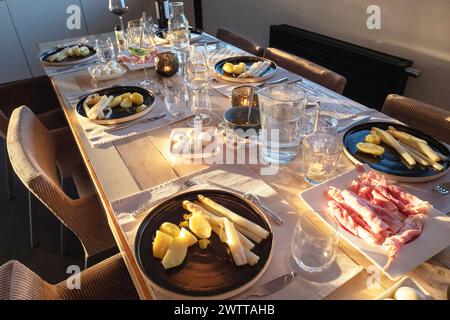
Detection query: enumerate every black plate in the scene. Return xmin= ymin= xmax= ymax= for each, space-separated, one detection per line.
xmin=343 ymin=121 xmax=450 ymax=178
xmin=156 ymin=27 xmax=203 ymax=40
xmin=135 ymin=189 xmax=273 ymax=298
xmin=41 ymin=45 xmax=96 ymax=63
xmin=76 ymin=86 xmax=155 ymax=121
xmin=214 ymin=56 xmax=276 ymax=79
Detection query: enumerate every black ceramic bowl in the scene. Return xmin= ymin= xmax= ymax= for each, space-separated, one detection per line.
xmin=223 ymin=107 xmax=261 ymax=134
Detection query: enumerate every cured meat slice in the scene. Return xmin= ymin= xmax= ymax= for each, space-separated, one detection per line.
xmin=383 ymin=214 xmax=426 ymax=266
xmin=327 ymin=187 xmax=371 ymax=231
xmin=387 ymin=185 xmax=431 ymax=215
xmin=340 ymin=190 xmax=390 ymax=236
xmin=327 ymin=200 xmax=383 ymax=245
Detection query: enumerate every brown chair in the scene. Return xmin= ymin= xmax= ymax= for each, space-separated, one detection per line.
xmin=7 ymin=106 xmax=116 ymax=268
xmin=1 ymin=76 xmax=67 ymax=199
xmin=1 ymin=108 xmax=66 ymax=200
xmin=381 ymin=94 xmax=450 ymax=144
xmin=263 ymin=47 xmax=347 ymax=94
xmin=216 ymin=27 xmax=265 ymax=57
xmin=0 ymin=254 xmax=139 ymax=300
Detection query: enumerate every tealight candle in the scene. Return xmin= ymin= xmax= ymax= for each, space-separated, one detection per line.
xmin=155 ymin=52 xmax=179 ymax=77
xmin=231 ymin=85 xmax=259 ymax=107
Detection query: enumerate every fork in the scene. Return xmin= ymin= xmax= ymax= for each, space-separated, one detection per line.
xmin=132 ymin=178 xmax=201 ymax=217
xmin=433 ymin=182 xmax=450 ymax=195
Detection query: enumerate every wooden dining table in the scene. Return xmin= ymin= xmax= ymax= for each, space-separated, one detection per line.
xmin=38 ymin=33 xmax=450 ymax=300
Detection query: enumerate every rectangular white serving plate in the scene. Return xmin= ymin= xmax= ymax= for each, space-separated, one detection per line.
xmin=375 ymin=277 xmax=432 ymax=300
xmin=299 ymin=164 xmax=450 ymax=280
xmin=168 ymin=127 xmax=221 ymax=159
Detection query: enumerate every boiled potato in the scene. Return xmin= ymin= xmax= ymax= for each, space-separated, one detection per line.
xmin=130 ymin=92 xmax=144 ymax=105
xmin=198 ymin=239 xmax=210 ymax=249
xmin=136 ymin=104 xmax=148 ymax=113
xmin=160 ymin=222 xmax=181 ymax=238
xmin=120 ymin=98 xmax=133 ymax=108
xmin=232 ymin=63 xmax=246 ymax=75
xmin=222 ymin=62 xmax=234 ymax=74
xmin=189 ymin=212 xmax=212 ymax=239
xmin=356 ymin=142 xmax=385 ymax=156
xmin=365 ymin=133 xmax=380 ymax=145
xmin=152 ymin=230 xmax=173 ymax=259
xmin=162 ymin=237 xmax=188 ymax=269
xmin=109 ymin=96 xmax=123 ymax=108
xmin=179 ymin=228 xmax=197 ymax=247
xmin=118 ymin=92 xmax=131 ymax=100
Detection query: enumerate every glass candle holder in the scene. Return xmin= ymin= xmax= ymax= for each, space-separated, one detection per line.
xmin=155 ymin=52 xmax=179 ymax=77
xmin=231 ymin=86 xmax=259 ymax=107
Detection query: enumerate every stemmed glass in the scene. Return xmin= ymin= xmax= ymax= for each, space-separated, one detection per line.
xmin=108 ymin=0 xmax=129 ymax=33
xmin=127 ymin=19 xmax=156 ymax=88
xmin=184 ymin=43 xmax=211 ymax=126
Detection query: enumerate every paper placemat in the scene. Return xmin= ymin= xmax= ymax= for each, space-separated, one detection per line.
xmin=66 ymin=83 xmax=192 ymax=147
xmin=111 ymin=165 xmax=363 ymax=300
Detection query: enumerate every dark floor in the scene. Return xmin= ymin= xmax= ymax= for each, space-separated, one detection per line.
xmin=0 ymin=140 xmax=84 ymax=285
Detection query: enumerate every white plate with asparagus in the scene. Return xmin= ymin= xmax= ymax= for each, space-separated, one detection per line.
xmin=134 ymin=189 xmax=273 ymax=299
xmin=343 ymin=121 xmax=449 ymax=182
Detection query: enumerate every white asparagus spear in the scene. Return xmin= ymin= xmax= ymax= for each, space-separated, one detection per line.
xmin=211 ymin=223 xmax=255 ymax=250
xmin=224 ymin=218 xmax=247 ymax=266
xmin=396 ymin=137 xmax=440 ymax=163
xmin=244 ymin=249 xmax=260 ymax=266
xmin=210 ymin=220 xmax=259 ymax=265
xmin=400 ymin=142 xmax=444 ymax=171
xmin=387 ymin=127 xmax=428 ymax=144
xmin=372 ymin=127 xmax=416 ymax=166
xmin=191 ymin=200 xmax=264 ymax=243
xmin=184 ymin=201 xmax=256 ymax=248
xmin=197 ymin=195 xmax=270 ymax=240
xmin=398 ymin=142 xmax=430 ymax=166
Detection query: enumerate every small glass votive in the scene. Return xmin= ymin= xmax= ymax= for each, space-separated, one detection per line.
xmin=155 ymin=52 xmax=179 ymax=77
xmin=231 ymin=86 xmax=259 ymax=107
xmin=303 ymin=133 xmax=343 ymax=185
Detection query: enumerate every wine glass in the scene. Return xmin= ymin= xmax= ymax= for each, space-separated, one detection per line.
xmin=127 ymin=19 xmax=156 ymax=88
xmin=108 ymin=0 xmax=129 ymax=33
xmin=184 ymin=43 xmax=211 ymax=126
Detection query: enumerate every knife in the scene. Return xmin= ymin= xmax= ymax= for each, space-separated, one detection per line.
xmin=241 ymin=271 xmax=297 ymax=299
xmin=104 ymin=114 xmax=167 ymax=133
xmin=337 ymin=115 xmax=371 ymax=133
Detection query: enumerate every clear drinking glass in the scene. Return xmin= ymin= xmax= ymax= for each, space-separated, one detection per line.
xmin=303 ymin=133 xmax=343 ymax=185
xmin=291 ymin=212 xmax=338 ymax=273
xmin=258 ymin=84 xmax=320 ymax=164
xmin=95 ymin=37 xmax=115 ymax=63
xmin=184 ymin=43 xmax=211 ymax=126
xmin=127 ymin=19 xmax=156 ymax=87
xmin=163 ymin=82 xmax=188 ymax=117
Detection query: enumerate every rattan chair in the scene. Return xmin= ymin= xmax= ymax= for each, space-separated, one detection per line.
xmin=216 ymin=27 xmax=265 ymax=57
xmin=382 ymin=94 xmax=450 ymax=144
xmin=7 ymin=106 xmax=116 ymax=268
xmin=1 ymin=108 xmax=66 ymax=200
xmin=263 ymin=47 xmax=347 ymax=94
xmin=0 ymin=254 xmax=139 ymax=300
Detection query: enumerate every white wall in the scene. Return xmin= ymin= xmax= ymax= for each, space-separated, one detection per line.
xmin=202 ymin=0 xmax=450 ymax=110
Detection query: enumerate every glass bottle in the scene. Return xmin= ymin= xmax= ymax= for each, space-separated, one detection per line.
xmin=168 ymin=2 xmax=190 ymax=75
